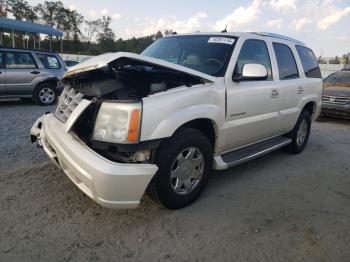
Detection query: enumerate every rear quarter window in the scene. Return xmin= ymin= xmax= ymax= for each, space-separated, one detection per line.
xmin=296 ymin=45 xmax=322 ymax=78
xmin=36 ymin=53 xmax=61 ymax=69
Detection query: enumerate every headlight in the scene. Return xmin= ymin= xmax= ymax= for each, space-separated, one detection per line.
xmin=93 ymin=102 xmax=142 ymax=144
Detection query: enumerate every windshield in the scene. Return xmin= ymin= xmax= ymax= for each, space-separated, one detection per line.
xmin=142 ymin=35 xmax=237 ymax=77
xmin=324 ymin=72 xmax=350 ymax=88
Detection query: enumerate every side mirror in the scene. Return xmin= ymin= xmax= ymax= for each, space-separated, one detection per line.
xmin=233 ymin=63 xmax=268 ymax=82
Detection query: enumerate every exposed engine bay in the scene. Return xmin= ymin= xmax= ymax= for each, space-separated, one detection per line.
xmin=62 ymin=57 xmax=206 ymax=100
xmin=59 ymin=57 xmax=210 ymax=163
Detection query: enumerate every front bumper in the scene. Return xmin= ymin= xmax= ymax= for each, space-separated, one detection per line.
xmin=321 ymin=102 xmax=350 ymax=112
xmin=31 ymin=113 xmax=158 ymax=209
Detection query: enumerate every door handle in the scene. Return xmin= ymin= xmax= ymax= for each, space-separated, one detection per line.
xmin=30 ymin=71 xmax=40 ymax=75
xmin=298 ymin=86 xmax=304 ymax=94
xmin=271 ymin=89 xmax=279 ymax=98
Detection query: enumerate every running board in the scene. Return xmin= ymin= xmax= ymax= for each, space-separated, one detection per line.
xmin=219 ymin=136 xmax=291 ymax=168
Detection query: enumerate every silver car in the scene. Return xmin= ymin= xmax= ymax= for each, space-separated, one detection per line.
xmin=0 ymin=48 xmax=66 ymax=105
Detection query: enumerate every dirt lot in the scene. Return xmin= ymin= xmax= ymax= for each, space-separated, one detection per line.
xmin=1 ymin=100 xmax=350 ymax=262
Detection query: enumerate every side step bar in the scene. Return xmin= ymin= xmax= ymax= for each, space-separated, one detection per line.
xmin=220 ymin=136 xmax=291 ymax=168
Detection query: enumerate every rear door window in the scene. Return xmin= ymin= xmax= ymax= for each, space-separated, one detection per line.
xmin=296 ymin=45 xmax=321 ymax=78
xmin=5 ymin=52 xmax=37 ymax=69
xmin=36 ymin=53 xmax=61 ymax=69
xmin=273 ymin=43 xmax=299 ymax=80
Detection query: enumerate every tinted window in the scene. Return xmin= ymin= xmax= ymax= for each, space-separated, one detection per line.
xmin=296 ymin=45 xmax=321 ymax=78
xmin=0 ymin=52 xmax=3 ymax=68
xmin=235 ymin=39 xmax=272 ymax=80
xmin=273 ymin=43 xmax=299 ymax=80
xmin=36 ymin=53 xmax=61 ymax=69
xmin=6 ymin=52 xmax=36 ymax=69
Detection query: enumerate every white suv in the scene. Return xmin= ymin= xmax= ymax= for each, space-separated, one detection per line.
xmin=31 ymin=32 xmax=323 ymax=209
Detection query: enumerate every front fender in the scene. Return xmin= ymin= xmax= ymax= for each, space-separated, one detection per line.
xmin=140 ymin=84 xmax=225 ymax=141
xmin=148 ymin=104 xmax=222 ymax=140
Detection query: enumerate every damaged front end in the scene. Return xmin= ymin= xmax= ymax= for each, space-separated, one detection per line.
xmin=51 ymin=53 xmax=214 ymax=164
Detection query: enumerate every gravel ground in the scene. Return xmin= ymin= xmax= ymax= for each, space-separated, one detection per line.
xmin=0 ymin=101 xmax=350 ymax=261
xmin=0 ymin=100 xmax=55 ymax=174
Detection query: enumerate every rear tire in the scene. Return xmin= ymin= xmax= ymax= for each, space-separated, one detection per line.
xmin=286 ymin=110 xmax=311 ymax=154
xmin=34 ymin=83 xmax=57 ymax=106
xmin=151 ymin=128 xmax=213 ymax=209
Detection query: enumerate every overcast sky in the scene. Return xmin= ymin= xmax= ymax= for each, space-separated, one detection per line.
xmin=29 ymin=0 xmax=350 ymax=56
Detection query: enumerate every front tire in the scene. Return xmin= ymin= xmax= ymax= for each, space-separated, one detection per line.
xmin=286 ymin=110 xmax=311 ymax=154
xmin=151 ymin=128 xmax=213 ymax=209
xmin=34 ymin=83 xmax=57 ymax=106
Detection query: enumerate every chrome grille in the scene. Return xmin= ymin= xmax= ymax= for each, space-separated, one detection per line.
xmin=322 ymin=95 xmax=350 ymax=105
xmin=55 ymin=86 xmax=84 ymax=123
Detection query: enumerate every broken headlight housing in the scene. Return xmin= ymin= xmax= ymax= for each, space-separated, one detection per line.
xmin=93 ymin=102 xmax=142 ymax=144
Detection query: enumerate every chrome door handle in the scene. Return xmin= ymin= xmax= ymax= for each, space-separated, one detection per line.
xmin=298 ymin=86 xmax=304 ymax=94
xmin=271 ymin=89 xmax=279 ymax=98
xmin=30 ymin=71 xmax=40 ymax=75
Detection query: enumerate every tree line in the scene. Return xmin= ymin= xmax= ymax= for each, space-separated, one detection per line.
xmin=318 ymin=55 xmax=349 ymax=65
xmin=0 ymin=0 xmax=166 ymax=54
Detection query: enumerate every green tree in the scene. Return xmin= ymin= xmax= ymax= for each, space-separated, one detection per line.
xmin=84 ymin=18 xmax=103 ymax=49
xmin=98 ymin=16 xmax=115 ymax=42
xmin=6 ymin=0 xmax=37 ymax=21
xmin=35 ymin=1 xmax=63 ymax=27
xmin=342 ymin=54 xmax=349 ymax=65
xmin=97 ymin=16 xmax=115 ymax=52
xmin=155 ymin=30 xmax=163 ymax=39
xmin=0 ymin=0 xmax=8 ymax=17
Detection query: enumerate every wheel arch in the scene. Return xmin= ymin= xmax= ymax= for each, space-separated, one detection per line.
xmin=174 ymin=118 xmax=218 ymax=151
xmin=33 ymin=77 xmax=59 ymax=96
xmin=302 ymin=101 xmax=316 ymax=117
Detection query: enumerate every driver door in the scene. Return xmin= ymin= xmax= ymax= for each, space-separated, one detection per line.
xmin=224 ymin=39 xmax=280 ymax=151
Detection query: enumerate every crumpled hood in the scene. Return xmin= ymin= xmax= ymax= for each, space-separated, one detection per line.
xmin=63 ymin=52 xmax=217 ymax=82
xmin=323 ymin=86 xmax=350 ymax=97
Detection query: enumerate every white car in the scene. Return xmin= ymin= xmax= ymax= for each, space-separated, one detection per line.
xmin=31 ymin=32 xmax=323 ymax=209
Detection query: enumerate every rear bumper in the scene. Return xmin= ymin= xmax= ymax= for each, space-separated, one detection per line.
xmin=31 ymin=114 xmax=158 ymax=209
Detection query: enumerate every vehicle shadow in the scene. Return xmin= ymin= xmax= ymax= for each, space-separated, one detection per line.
xmin=317 ymin=115 xmax=350 ymax=124
xmin=0 ymin=98 xmax=35 ymax=107
xmin=0 ymin=99 xmax=58 ymax=108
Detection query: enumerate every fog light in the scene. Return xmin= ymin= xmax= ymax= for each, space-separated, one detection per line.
xmin=133 ymin=150 xmax=151 ymax=162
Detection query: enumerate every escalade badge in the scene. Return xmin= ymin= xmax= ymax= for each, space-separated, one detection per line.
xmin=329 ymin=97 xmax=336 ymax=102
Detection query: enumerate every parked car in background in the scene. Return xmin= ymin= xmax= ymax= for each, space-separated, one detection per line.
xmin=31 ymin=32 xmax=322 ymax=209
xmin=64 ymin=59 xmax=80 ymax=69
xmin=0 ymin=48 xmax=66 ymax=105
xmin=322 ymin=71 xmax=350 ymax=119
xmin=341 ymin=64 xmax=350 ymax=71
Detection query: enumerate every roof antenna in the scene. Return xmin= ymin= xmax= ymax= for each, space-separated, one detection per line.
xmin=221 ymin=25 xmax=227 ymax=33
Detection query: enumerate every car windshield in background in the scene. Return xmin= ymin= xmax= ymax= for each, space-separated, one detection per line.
xmin=142 ymin=35 xmax=237 ymax=77
xmin=65 ymin=60 xmax=79 ymax=67
xmin=324 ymin=72 xmax=350 ymax=88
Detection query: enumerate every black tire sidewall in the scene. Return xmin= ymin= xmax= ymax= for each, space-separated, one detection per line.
xmin=34 ymin=83 xmax=57 ymax=106
xmin=288 ymin=110 xmax=311 ymax=154
xmin=154 ymin=128 xmax=213 ymax=209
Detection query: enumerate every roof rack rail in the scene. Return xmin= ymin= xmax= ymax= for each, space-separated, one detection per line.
xmin=253 ymin=32 xmax=305 ymax=45
xmin=0 ymin=46 xmax=57 ymax=53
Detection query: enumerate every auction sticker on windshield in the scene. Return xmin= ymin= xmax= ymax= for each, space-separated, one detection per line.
xmin=208 ymin=37 xmax=235 ymax=45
